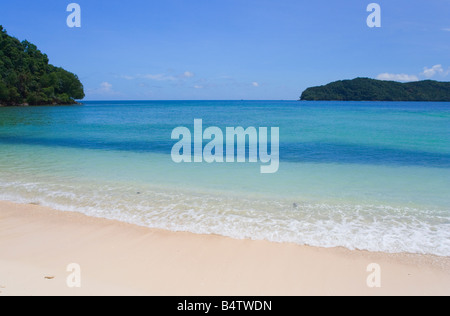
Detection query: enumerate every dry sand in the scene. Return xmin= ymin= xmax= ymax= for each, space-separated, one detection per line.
xmin=0 ymin=200 xmax=449 ymax=296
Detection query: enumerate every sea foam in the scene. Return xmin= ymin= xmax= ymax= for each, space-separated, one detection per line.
xmin=1 ymin=178 xmax=449 ymax=257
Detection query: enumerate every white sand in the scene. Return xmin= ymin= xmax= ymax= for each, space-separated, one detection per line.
xmin=0 ymin=200 xmax=449 ymax=296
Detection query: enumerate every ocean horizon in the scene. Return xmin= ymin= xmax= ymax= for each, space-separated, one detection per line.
xmin=1 ymin=100 xmax=449 ymax=256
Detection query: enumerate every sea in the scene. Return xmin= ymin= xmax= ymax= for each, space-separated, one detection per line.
xmin=0 ymin=100 xmax=449 ymax=256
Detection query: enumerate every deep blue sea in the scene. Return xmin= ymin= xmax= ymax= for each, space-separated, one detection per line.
xmin=1 ymin=101 xmax=449 ymax=256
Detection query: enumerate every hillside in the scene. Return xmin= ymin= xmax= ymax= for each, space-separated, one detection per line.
xmin=300 ymin=78 xmax=450 ymax=102
xmin=0 ymin=26 xmax=84 ymax=106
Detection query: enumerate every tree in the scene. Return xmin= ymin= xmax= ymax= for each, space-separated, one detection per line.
xmin=0 ymin=81 xmax=9 ymax=101
xmin=300 ymin=78 xmax=450 ymax=102
xmin=0 ymin=25 xmax=84 ymax=106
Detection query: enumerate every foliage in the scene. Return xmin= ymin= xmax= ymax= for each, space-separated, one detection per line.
xmin=300 ymin=78 xmax=450 ymax=102
xmin=0 ymin=25 xmax=84 ymax=106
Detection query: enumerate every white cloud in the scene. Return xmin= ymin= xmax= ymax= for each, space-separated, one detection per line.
xmin=376 ymin=73 xmax=419 ymax=82
xmin=252 ymin=82 xmax=260 ymax=87
xmin=377 ymin=64 xmax=449 ymax=82
xmin=442 ymin=28 xmax=450 ymax=32
xmin=421 ymin=64 xmax=448 ymax=78
xmin=194 ymin=85 xmax=203 ymax=89
xmin=86 ymin=82 xmax=119 ymax=97
xmin=182 ymin=71 xmax=194 ymax=78
xmin=100 ymin=82 xmax=113 ymax=92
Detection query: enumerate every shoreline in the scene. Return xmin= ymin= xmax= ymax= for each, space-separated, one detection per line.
xmin=0 ymin=200 xmax=449 ymax=296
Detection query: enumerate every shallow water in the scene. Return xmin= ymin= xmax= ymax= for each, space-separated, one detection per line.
xmin=1 ymin=101 xmax=449 ymax=255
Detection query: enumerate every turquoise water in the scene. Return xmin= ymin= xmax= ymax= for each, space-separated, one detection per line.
xmin=0 ymin=101 xmax=449 ymax=256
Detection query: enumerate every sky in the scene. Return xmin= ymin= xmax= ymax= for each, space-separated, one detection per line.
xmin=0 ymin=0 xmax=449 ymax=100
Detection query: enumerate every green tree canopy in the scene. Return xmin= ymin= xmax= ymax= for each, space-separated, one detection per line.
xmin=0 ymin=25 xmax=84 ymax=106
xmin=300 ymin=78 xmax=450 ymax=102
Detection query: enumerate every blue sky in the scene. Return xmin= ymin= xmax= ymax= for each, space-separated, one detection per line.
xmin=1 ymin=0 xmax=449 ymax=100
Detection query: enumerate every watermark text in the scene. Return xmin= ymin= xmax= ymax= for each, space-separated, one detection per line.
xmin=171 ymin=119 xmax=279 ymax=174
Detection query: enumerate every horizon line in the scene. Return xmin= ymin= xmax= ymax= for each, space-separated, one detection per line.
xmin=81 ymin=99 xmax=298 ymax=102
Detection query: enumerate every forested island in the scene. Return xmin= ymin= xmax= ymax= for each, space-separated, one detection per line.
xmin=300 ymin=78 xmax=450 ymax=102
xmin=0 ymin=26 xmax=84 ymax=106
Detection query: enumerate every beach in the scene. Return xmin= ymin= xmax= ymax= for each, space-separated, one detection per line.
xmin=1 ymin=200 xmax=449 ymax=296
xmin=2 ymin=0 xmax=450 ymax=298
xmin=1 ymin=101 xmax=450 ymax=296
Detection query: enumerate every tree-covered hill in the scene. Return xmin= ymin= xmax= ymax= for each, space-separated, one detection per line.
xmin=300 ymin=78 xmax=450 ymax=102
xmin=0 ymin=26 xmax=84 ymax=106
